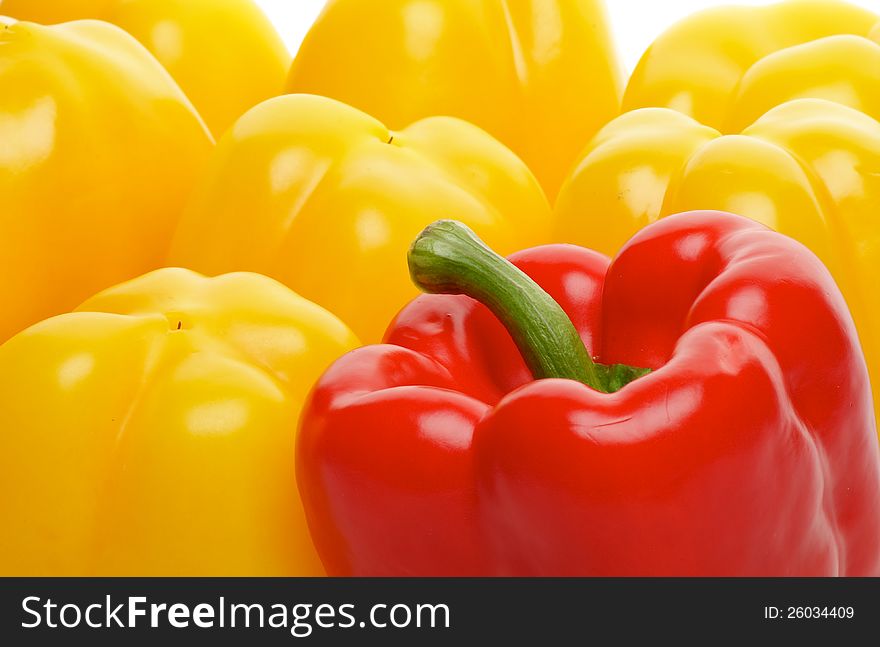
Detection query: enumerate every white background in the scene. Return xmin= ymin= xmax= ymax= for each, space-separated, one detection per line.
xmin=256 ymin=0 xmax=880 ymax=73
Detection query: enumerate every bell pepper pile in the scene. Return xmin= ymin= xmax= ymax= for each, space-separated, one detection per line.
xmin=0 ymin=0 xmax=878 ymax=576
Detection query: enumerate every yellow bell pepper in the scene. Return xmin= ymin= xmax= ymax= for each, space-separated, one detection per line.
xmin=0 ymin=268 xmax=359 ymax=576
xmin=0 ymin=0 xmax=290 ymax=136
xmin=562 ymin=0 xmax=880 ymax=432
xmin=286 ymin=0 xmax=622 ymax=199
xmin=169 ymin=94 xmax=552 ymax=342
xmin=623 ymin=0 xmax=880 ymax=130
xmin=0 ymin=18 xmax=212 ymax=343
xmin=555 ymin=99 xmax=880 ymax=434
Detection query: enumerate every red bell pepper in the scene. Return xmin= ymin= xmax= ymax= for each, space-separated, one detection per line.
xmin=297 ymin=211 xmax=880 ymax=576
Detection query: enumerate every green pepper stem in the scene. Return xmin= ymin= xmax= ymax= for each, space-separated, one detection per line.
xmin=408 ymin=220 xmax=651 ymax=393
xmin=408 ymin=220 xmax=615 ymax=389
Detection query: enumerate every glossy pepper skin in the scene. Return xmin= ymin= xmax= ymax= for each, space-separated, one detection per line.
xmin=169 ymin=94 xmax=552 ymax=343
xmin=0 ymin=0 xmax=290 ymax=136
xmin=622 ymin=0 xmax=880 ymax=131
xmin=0 ymin=18 xmax=212 ymax=343
xmin=286 ymin=0 xmax=622 ymax=199
xmin=0 ymin=268 xmax=358 ymax=576
xmin=554 ymin=99 xmax=880 ymax=436
xmin=297 ymin=212 xmax=880 ymax=576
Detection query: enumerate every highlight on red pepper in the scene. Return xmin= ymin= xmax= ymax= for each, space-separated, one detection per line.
xmin=296 ymin=212 xmax=880 ymax=576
